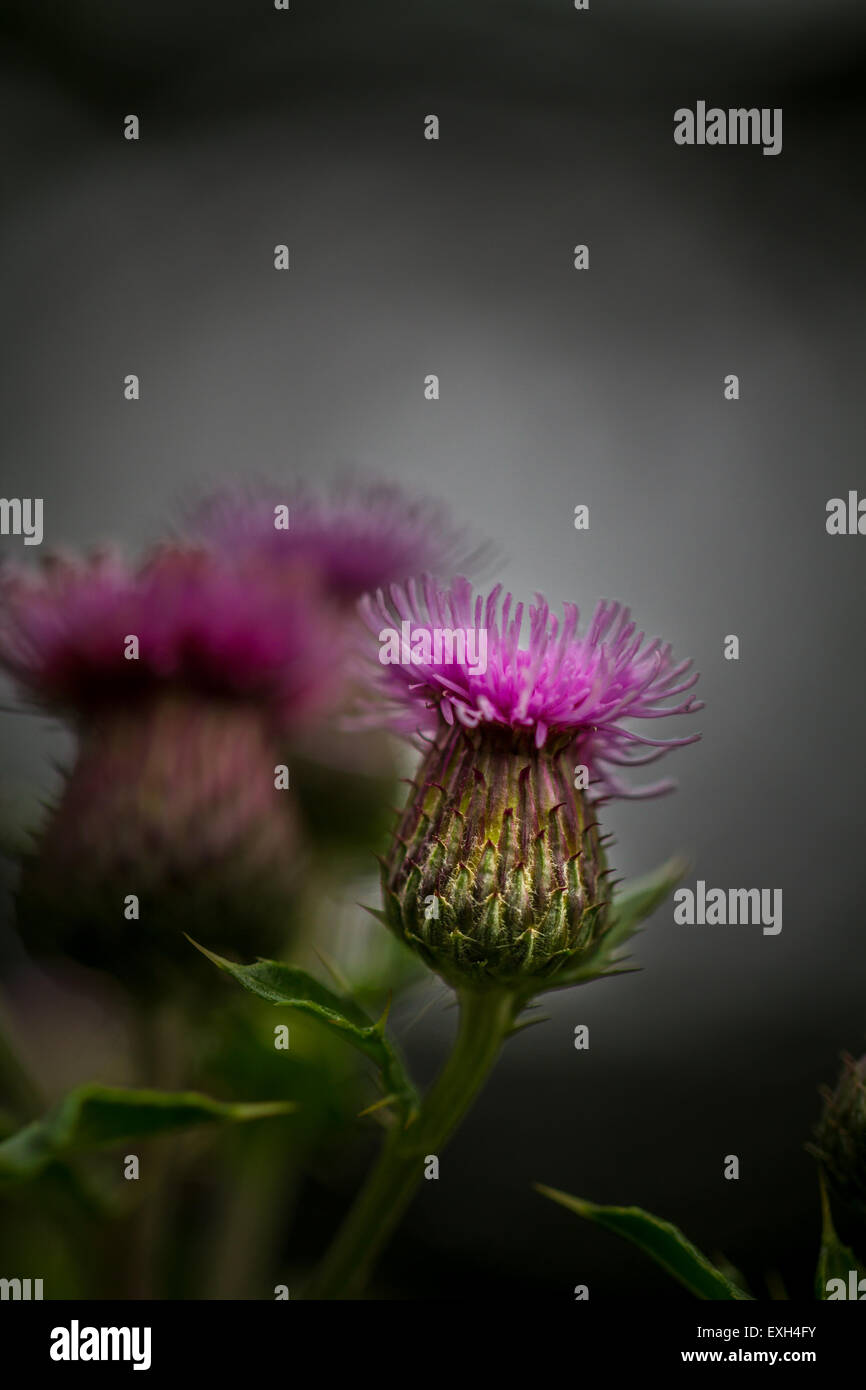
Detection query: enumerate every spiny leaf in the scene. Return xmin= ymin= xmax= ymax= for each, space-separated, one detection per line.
xmin=189 ymin=939 xmax=419 ymax=1124
xmin=0 ymin=1085 xmax=295 ymax=1185
xmin=535 ymin=1184 xmax=752 ymax=1300
xmin=604 ymin=855 xmax=688 ymax=948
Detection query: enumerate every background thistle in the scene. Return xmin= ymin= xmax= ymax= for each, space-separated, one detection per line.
xmin=15 ymin=692 xmax=301 ymax=989
xmin=811 ymin=1053 xmax=866 ymax=1225
xmin=0 ymin=545 xmax=334 ymax=985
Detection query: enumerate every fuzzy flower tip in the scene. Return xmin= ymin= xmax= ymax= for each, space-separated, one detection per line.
xmin=358 ymin=576 xmax=702 ymax=800
xmin=0 ymin=546 xmax=337 ymax=726
xmin=187 ymin=484 xmax=485 ymax=605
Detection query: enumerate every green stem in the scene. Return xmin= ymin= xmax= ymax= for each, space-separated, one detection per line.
xmin=201 ymin=1137 xmax=301 ymax=1299
xmin=305 ymin=986 xmax=517 ymax=1300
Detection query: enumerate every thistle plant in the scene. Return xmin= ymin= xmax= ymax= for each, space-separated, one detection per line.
xmin=362 ymin=577 xmax=701 ymax=991
xmin=0 ymin=544 xmax=336 ymax=987
xmin=204 ymin=576 xmax=699 ymax=1298
xmin=536 ymin=1048 xmax=866 ymax=1301
xmin=812 ymin=1053 xmax=866 ymax=1225
xmin=0 ymin=512 xmax=706 ymax=1299
xmin=0 ymin=487 xmax=482 ymax=1298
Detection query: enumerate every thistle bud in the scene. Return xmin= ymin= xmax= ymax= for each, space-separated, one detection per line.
xmin=812 ymin=1053 xmax=866 ymax=1221
xmin=381 ymin=725 xmax=609 ymax=988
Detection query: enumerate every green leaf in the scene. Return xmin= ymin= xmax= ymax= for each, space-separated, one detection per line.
xmin=535 ymin=1184 xmax=752 ymax=1300
xmin=189 ymin=940 xmax=419 ymax=1124
xmin=0 ymin=1085 xmax=295 ymax=1185
xmin=816 ymin=1171 xmax=866 ymax=1298
xmin=605 ymin=855 xmax=688 ymax=945
xmin=537 ymin=856 xmax=687 ymax=995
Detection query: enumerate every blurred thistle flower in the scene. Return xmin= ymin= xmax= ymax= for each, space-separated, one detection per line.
xmin=0 ymin=545 xmax=340 ymax=986
xmin=185 ymin=483 xmax=489 ymax=871
xmin=0 ymin=546 xmax=336 ymax=723
xmin=357 ymin=576 xmax=702 ymax=989
xmin=811 ymin=1053 xmax=866 ymax=1222
xmin=186 ymin=482 xmax=486 ymax=608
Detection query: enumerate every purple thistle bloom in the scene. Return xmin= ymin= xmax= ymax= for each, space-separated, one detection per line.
xmin=358 ymin=575 xmax=702 ymax=800
xmin=0 ymin=545 xmax=338 ymax=727
xmin=187 ymin=483 xmax=485 ymax=606
xmin=362 ymin=577 xmax=702 ymax=989
xmin=0 ymin=545 xmax=340 ymax=983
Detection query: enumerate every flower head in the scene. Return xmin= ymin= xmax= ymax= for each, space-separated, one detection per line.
xmin=0 ymin=545 xmax=333 ymax=985
xmin=362 ymin=577 xmax=701 ymax=990
xmin=187 ymin=483 xmax=482 ymax=607
xmin=359 ymin=576 xmax=702 ymax=799
xmin=0 ymin=545 xmax=336 ymax=727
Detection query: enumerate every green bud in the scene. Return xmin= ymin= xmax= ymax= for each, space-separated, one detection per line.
xmin=379 ymin=725 xmax=611 ymax=991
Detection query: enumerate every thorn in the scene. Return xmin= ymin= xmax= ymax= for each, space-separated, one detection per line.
xmin=507 ymin=1013 xmax=551 ymax=1038
xmin=374 ymin=991 xmax=393 ymax=1034
xmin=360 ymin=903 xmax=390 ymax=926
xmin=358 ymin=1093 xmax=398 ymax=1118
xmin=184 ymin=934 xmax=228 ymax=968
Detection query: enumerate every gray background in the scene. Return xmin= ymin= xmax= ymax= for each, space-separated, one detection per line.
xmin=1 ymin=0 xmax=865 ymax=1297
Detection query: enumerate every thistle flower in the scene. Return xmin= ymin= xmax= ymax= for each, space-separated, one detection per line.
xmin=183 ymin=483 xmax=486 ymax=871
xmin=812 ymin=1053 xmax=866 ymax=1222
xmin=0 ymin=546 xmax=337 ymax=985
xmin=358 ymin=577 xmax=701 ymax=989
xmin=186 ymin=483 xmax=484 ymax=607
xmin=0 ymin=546 xmax=335 ymax=723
